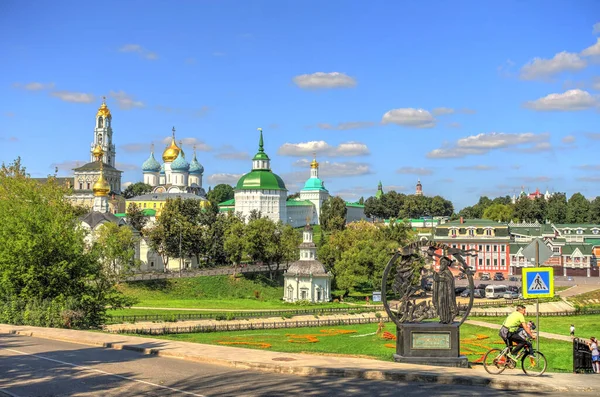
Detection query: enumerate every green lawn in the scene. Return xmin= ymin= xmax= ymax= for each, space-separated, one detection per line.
xmin=470 ymin=314 xmax=600 ymax=339
xmin=145 ymin=322 xmax=572 ymax=372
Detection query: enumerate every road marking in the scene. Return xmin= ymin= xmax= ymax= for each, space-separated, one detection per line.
xmin=2 ymin=348 xmax=206 ymax=397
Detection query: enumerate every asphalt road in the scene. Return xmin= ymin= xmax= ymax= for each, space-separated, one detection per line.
xmin=0 ymin=334 xmax=596 ymax=397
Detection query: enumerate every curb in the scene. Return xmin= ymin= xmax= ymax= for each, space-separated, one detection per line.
xmin=2 ymin=328 xmax=593 ymax=393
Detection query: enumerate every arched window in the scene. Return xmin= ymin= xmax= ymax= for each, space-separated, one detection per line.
xmin=98 ymin=118 xmax=103 ymax=128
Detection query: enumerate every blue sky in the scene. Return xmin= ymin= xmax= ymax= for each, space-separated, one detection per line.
xmin=1 ymin=0 xmax=599 ymax=210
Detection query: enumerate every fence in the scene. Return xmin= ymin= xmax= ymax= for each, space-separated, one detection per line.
xmin=106 ymin=305 xmax=385 ymax=325
xmin=107 ymin=316 xmax=390 ymax=335
xmin=471 ymin=309 xmax=600 ymax=317
xmin=124 ymin=264 xmax=288 ymax=282
xmin=573 ymin=338 xmax=594 ymax=373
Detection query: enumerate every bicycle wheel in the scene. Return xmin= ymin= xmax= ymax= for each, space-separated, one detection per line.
xmin=483 ymin=348 xmax=507 ymax=374
xmin=521 ymin=351 xmax=547 ymax=376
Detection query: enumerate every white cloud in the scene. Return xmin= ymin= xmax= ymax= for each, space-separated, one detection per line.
xmin=593 ymin=22 xmax=600 ymax=35
xmin=207 ymin=173 xmax=243 ymax=185
xmin=278 ymin=140 xmax=369 ymax=157
xmin=455 ymin=165 xmax=496 ymax=171
xmin=432 ymin=107 xmax=455 ymax=116
xmin=498 ymin=59 xmax=516 ymax=77
xmin=523 ymin=89 xmax=597 ymax=111
xmin=122 ymin=181 xmax=133 ymax=189
xmin=115 ymin=162 xmax=139 ymax=171
xmin=460 ymin=108 xmax=477 ymax=114
xmin=119 ymin=44 xmax=158 ymax=60
xmin=396 ymin=167 xmax=433 ymax=175
xmin=592 ymin=77 xmax=600 ymax=91
xmin=51 ymin=160 xmax=87 ymax=171
xmin=215 ymin=151 xmax=250 ymax=160
xmin=317 ymin=121 xmax=376 ymax=130
xmin=291 ymin=159 xmax=372 ymax=178
xmin=109 ymin=90 xmax=144 ymax=110
xmin=292 ymin=72 xmax=356 ymax=89
xmin=577 ymin=176 xmax=600 ymax=182
xmin=518 ymin=176 xmax=553 ymax=183
xmin=427 ymin=132 xmax=550 ymax=159
xmin=13 ymin=82 xmax=55 ymax=91
xmin=158 ymin=136 xmax=211 ymax=152
xmin=513 ymin=142 xmax=553 ymax=153
xmin=586 ymin=133 xmax=600 ymax=140
xmin=120 ymin=143 xmax=151 ymax=153
xmin=50 ymin=91 xmax=96 ymax=103
xmin=574 ymin=164 xmax=600 ymax=171
xmin=448 ymin=122 xmax=462 ymax=129
xmin=562 ymin=135 xmax=576 ymax=144
xmin=155 ymin=105 xmax=210 ymax=118
xmin=581 ymin=38 xmax=600 ymax=57
xmin=520 ymin=51 xmax=586 ymax=80
xmin=457 ymin=132 xmax=549 ymax=149
xmin=381 ymin=108 xmax=436 ymax=128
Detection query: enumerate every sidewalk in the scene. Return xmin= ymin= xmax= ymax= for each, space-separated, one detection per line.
xmin=0 ymin=324 xmax=594 ymax=393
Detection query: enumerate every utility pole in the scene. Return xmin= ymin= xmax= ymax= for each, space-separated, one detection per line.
xmin=535 ymin=240 xmax=540 ymax=353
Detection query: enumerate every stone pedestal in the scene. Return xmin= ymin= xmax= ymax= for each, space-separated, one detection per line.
xmin=394 ymin=322 xmax=469 ymax=368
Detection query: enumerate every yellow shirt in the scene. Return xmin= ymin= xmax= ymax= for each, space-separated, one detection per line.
xmin=503 ymin=311 xmax=525 ymax=332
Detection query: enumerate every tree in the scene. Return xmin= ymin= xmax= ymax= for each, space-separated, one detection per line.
xmin=320 ymin=196 xmax=347 ymax=231
xmin=589 ymin=197 xmax=600 ymax=223
xmin=94 ymin=223 xmax=140 ymax=277
xmin=482 ymin=203 xmax=513 ymax=222
xmin=287 ymin=192 xmax=301 ymax=200
xmin=429 ymin=195 xmax=453 ymax=217
xmin=513 ymin=197 xmax=535 ymax=222
xmin=122 ymin=182 xmax=152 ymax=199
xmin=546 ymin=193 xmax=568 ymax=223
xmin=126 ymin=203 xmax=148 ymax=232
xmin=207 ymin=184 xmax=234 ymax=205
xmin=531 ymin=197 xmax=547 ymax=223
xmin=223 ymin=213 xmax=247 ymax=275
xmin=0 ymin=158 xmax=133 ymax=328
xmin=567 ymin=193 xmax=591 ymax=223
xmin=358 ymin=196 xmax=365 ymax=205
xmin=399 ymin=194 xmax=428 ymax=219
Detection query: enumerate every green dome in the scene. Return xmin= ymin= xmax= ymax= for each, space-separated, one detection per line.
xmin=302 ymin=177 xmax=327 ymax=191
xmin=236 ymin=170 xmax=287 ymax=191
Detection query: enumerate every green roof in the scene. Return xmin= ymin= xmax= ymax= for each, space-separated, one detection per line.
xmin=510 ymin=227 xmax=542 ymax=237
xmin=236 ymin=170 xmax=287 ymax=191
xmin=218 ymin=198 xmax=235 ymax=206
xmin=509 ymin=243 xmax=527 ymax=252
xmin=302 ymin=177 xmax=327 ymax=191
xmin=114 ymin=208 xmax=156 ymax=218
xmin=345 ymin=202 xmax=364 ymax=208
xmin=441 ymin=219 xmax=507 ymax=227
xmin=562 ymin=244 xmax=593 ymax=255
xmin=286 ymin=199 xmax=314 ymax=207
xmin=585 ymin=238 xmax=600 ymax=246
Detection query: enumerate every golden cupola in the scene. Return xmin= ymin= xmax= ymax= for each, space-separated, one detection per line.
xmin=92 ymin=144 xmax=104 ymax=161
xmin=310 ymin=156 xmax=319 ymax=169
xmin=93 ymin=173 xmax=110 ymax=197
xmin=96 ymin=97 xmax=112 ymax=119
xmin=162 ymin=127 xmax=182 ymax=162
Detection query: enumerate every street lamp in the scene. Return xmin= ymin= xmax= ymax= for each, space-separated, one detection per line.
xmin=175 ymin=219 xmax=183 ymax=278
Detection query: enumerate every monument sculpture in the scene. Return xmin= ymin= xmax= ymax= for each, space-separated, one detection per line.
xmin=381 ymin=240 xmax=476 ymax=367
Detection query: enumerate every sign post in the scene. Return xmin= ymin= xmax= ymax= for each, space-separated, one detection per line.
xmin=521 ymin=239 xmax=554 ymax=354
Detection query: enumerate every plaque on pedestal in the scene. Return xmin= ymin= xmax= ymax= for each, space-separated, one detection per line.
xmin=381 ymin=241 xmax=475 ymax=368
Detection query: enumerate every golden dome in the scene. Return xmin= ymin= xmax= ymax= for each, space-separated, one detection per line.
xmin=162 ymin=127 xmax=182 ymax=162
xmin=92 ymin=145 xmax=104 ymax=161
xmin=310 ymin=157 xmax=319 ymax=169
xmin=96 ymin=97 xmax=112 ymax=119
xmin=93 ymin=174 xmax=110 ymax=197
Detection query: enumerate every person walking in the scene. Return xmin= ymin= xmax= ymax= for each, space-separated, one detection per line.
xmin=589 ymin=337 xmax=600 ymax=374
xmin=570 ymin=324 xmax=576 ymax=338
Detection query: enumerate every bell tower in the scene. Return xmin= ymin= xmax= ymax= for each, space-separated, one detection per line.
xmin=90 ymin=97 xmax=116 ymax=167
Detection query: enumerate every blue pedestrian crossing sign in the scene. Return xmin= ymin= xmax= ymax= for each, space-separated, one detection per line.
xmin=521 ymin=267 xmax=554 ymax=299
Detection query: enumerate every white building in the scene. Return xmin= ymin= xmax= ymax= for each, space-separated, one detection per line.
xmin=234 ymin=128 xmax=288 ymax=223
xmin=283 ymin=224 xmax=331 ymax=302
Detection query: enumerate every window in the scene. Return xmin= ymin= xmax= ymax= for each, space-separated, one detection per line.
xmin=468 ymin=229 xmax=474 ymax=236
xmin=98 ymin=118 xmax=103 ymax=128
xmin=317 ymin=290 xmax=322 ymax=301
xmin=553 ymin=247 xmax=560 ymax=253
xmin=577 ymin=229 xmax=584 ymax=235
xmin=486 ymin=229 xmax=492 ymax=236
xmin=461 ymin=245 xmax=466 ymax=250
xmin=479 ymin=258 xmax=483 ymax=267
xmin=494 ymin=259 xmax=498 ymax=267
xmin=493 ymin=245 xmax=497 ymax=252
xmin=486 ymin=245 xmax=490 ymax=252
xmin=478 ymin=245 xmax=483 ymax=251
xmin=501 ymin=259 xmax=505 ymax=267
xmin=486 ymin=259 xmax=490 ymax=267
xmin=79 ymin=182 xmax=83 ymax=190
xmin=301 ymin=290 xmax=307 ymax=300
xmin=150 ymin=261 xmax=154 ymax=267
xmin=501 ymin=245 xmax=505 ymax=252
xmin=594 ymin=230 xmax=599 ymax=235
xmin=451 ymin=229 xmax=457 ymax=236
xmin=87 ymin=182 xmax=90 ymax=190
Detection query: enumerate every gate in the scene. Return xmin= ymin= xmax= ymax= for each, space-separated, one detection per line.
xmin=573 ymin=338 xmax=594 ymax=373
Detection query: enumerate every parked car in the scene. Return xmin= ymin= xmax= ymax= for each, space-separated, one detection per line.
xmin=507 ymin=285 xmax=519 ymax=293
xmin=508 ymin=276 xmax=519 ymax=282
xmin=473 ymin=289 xmax=485 ymax=298
xmin=480 ymin=275 xmax=491 ymax=281
xmin=503 ymin=291 xmax=519 ymax=299
xmin=476 ymin=283 xmax=489 ymax=290
xmin=460 ymin=288 xmax=472 ymax=298
xmin=493 ymin=273 xmax=505 ymax=281
xmin=455 ymin=286 xmax=468 ymax=296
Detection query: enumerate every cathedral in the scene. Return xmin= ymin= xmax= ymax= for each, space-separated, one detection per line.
xmin=67 ymin=99 xmax=123 ymax=213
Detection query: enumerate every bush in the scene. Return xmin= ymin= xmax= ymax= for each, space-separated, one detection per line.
xmin=226 ymin=312 xmax=235 ymax=321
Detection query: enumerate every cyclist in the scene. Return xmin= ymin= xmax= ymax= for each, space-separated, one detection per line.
xmin=500 ymin=305 xmax=536 ymax=360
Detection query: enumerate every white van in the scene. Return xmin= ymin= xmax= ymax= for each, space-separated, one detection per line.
xmin=485 ymin=284 xmax=508 ymax=299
